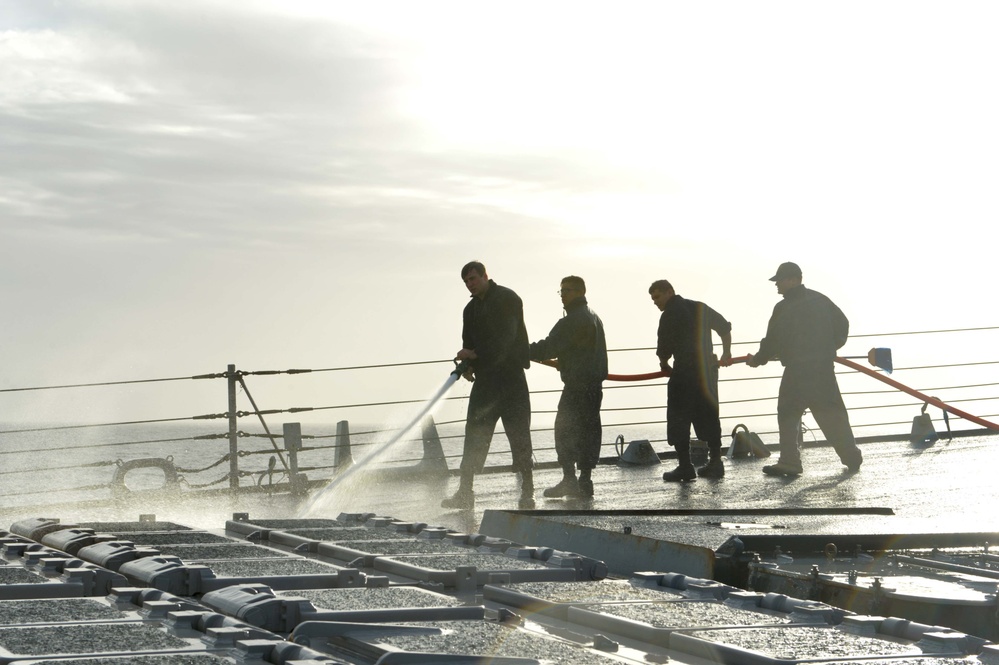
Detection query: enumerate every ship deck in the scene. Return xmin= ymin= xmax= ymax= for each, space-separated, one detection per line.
xmin=2 ymin=434 xmax=998 ymax=664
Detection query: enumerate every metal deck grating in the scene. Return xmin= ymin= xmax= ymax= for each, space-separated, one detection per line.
xmin=0 ymin=512 xmax=993 ymax=664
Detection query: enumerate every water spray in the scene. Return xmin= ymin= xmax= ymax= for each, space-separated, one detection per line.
xmin=298 ymin=358 xmax=471 ymax=517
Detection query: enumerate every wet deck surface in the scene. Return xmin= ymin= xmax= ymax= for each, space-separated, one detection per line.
xmin=332 ymin=433 xmax=999 ymax=537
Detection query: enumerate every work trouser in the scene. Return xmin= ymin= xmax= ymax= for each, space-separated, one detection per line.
xmin=666 ymin=366 xmax=722 ymax=455
xmin=553 ymin=384 xmax=603 ymax=471
xmin=459 ymin=369 xmax=533 ymax=477
xmin=777 ymin=361 xmax=860 ymax=467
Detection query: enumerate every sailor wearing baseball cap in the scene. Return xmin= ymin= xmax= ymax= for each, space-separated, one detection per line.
xmin=770 ymin=261 xmax=802 ymax=281
xmin=745 ymin=262 xmax=863 ymax=477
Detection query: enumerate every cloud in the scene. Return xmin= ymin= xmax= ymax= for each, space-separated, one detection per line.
xmin=0 ymin=2 xmax=413 ymax=243
xmin=2 ymin=1 xmax=645 ymax=260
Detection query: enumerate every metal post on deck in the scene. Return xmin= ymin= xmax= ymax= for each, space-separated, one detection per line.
xmin=283 ymin=422 xmax=307 ymax=495
xmin=419 ymin=416 xmax=449 ymax=475
xmin=227 ymin=364 xmax=240 ymax=491
xmin=334 ymin=420 xmax=353 ymax=469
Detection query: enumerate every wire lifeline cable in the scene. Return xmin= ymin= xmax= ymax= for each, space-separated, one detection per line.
xmin=0 ymin=433 xmax=224 ymax=457
xmin=0 ymin=372 xmax=224 ymax=393
xmin=0 ymin=415 xmax=217 ymax=435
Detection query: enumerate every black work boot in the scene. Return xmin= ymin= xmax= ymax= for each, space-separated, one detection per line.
xmin=544 ymin=465 xmax=580 ymax=498
xmin=662 ymin=464 xmax=697 ymax=482
xmin=663 ymin=443 xmax=697 ymax=482
xmin=441 ymin=476 xmax=474 ymax=509
xmin=840 ymin=446 xmax=863 ymax=473
xmin=697 ymin=447 xmax=725 ymax=478
xmin=543 ymin=476 xmax=581 ymax=498
xmin=577 ymin=468 xmax=594 ymax=497
xmin=518 ymin=470 xmax=535 ymax=509
xmin=762 ymin=460 xmax=803 ymax=476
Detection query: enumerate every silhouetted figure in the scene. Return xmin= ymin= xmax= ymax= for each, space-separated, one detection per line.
xmin=529 ymin=275 xmax=607 ymax=499
xmin=746 ymin=262 xmax=863 ymax=476
xmin=441 ymin=261 xmax=535 ymax=510
xmin=650 ymin=279 xmax=732 ymax=482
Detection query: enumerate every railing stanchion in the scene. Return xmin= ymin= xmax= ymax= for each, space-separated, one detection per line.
xmin=419 ymin=416 xmax=449 ymax=475
xmin=334 ymin=420 xmax=353 ymax=469
xmin=227 ymin=363 xmax=240 ymax=492
xmin=283 ymin=422 xmax=305 ymax=494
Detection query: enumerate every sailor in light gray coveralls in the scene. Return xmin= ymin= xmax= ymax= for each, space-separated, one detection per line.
xmin=746 ymin=262 xmax=863 ymax=476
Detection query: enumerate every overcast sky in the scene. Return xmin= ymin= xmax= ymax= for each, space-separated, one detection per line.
xmin=2 ymin=1 xmax=997 ymax=424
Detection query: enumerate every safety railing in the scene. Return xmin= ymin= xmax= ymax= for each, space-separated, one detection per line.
xmin=1 ymin=326 xmax=997 ymax=513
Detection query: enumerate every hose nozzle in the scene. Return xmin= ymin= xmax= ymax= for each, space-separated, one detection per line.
xmin=451 ymin=359 xmax=471 ymax=379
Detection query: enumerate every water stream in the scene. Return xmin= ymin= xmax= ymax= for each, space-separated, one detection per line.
xmin=298 ymin=366 xmax=464 ymax=517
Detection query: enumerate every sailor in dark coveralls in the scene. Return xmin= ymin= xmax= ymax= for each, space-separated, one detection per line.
xmin=746 ymin=262 xmax=863 ymax=476
xmin=442 ymin=261 xmax=535 ymax=509
xmin=650 ymin=279 xmax=733 ymax=482
xmin=529 ymin=275 xmax=608 ymax=499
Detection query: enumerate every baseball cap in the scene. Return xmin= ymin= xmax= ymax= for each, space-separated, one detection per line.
xmin=769 ymin=262 xmax=802 ymax=281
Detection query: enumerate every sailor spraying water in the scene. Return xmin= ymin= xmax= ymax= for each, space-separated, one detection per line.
xmin=441 ymin=261 xmax=535 ymax=510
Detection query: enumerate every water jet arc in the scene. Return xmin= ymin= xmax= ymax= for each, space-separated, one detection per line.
xmin=298 ymin=360 xmax=470 ymax=516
